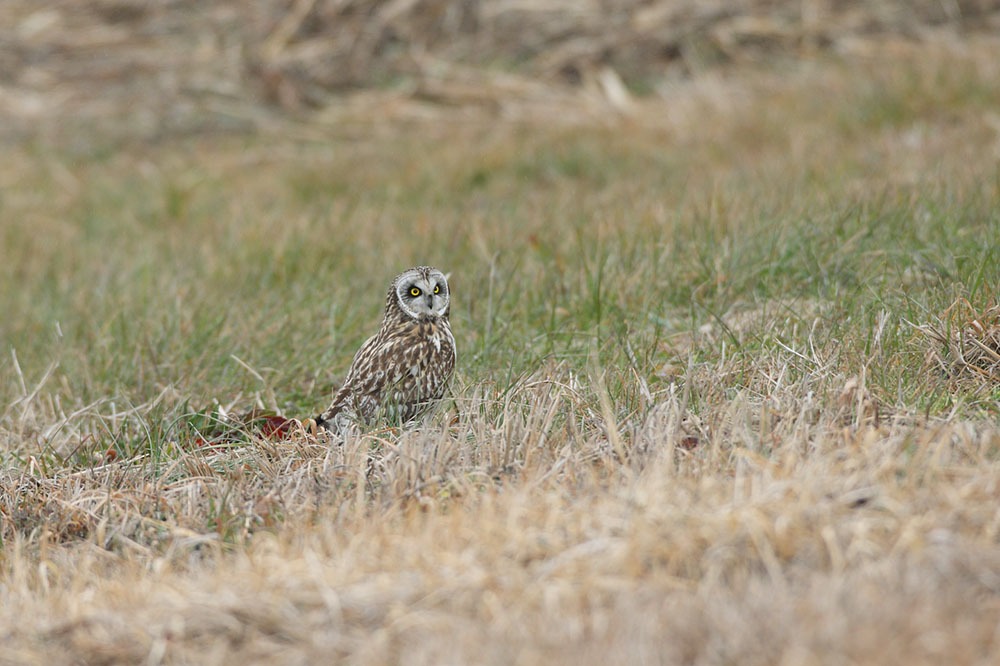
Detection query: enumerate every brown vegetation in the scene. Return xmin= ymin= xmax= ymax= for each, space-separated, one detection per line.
xmin=4 ymin=0 xmax=1000 ymax=141
xmin=3 ymin=364 xmax=999 ymax=664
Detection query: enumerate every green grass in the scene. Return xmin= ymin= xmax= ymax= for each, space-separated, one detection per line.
xmin=3 ymin=111 xmax=998 ymax=452
xmin=2 ymin=127 xmax=997 ymax=461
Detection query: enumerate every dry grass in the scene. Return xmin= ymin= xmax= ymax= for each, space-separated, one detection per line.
xmin=3 ymin=363 xmax=999 ymax=665
xmin=2 ymin=6 xmax=1000 ymax=665
xmin=919 ymin=299 xmax=1000 ymax=389
xmin=4 ymin=0 xmax=1000 ymax=142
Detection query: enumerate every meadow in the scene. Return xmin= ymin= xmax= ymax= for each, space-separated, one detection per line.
xmin=1 ymin=36 xmax=999 ymax=664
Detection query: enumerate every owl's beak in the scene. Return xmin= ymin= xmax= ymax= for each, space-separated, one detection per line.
xmin=426 ymin=295 xmax=434 ymax=309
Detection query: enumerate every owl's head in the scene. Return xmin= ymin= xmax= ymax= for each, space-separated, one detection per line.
xmin=389 ymin=266 xmax=451 ymax=320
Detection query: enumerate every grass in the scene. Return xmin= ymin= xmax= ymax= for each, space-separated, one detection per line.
xmin=2 ymin=43 xmax=1000 ymax=664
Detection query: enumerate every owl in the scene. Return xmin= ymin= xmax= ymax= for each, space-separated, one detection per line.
xmin=315 ymin=266 xmax=456 ymax=433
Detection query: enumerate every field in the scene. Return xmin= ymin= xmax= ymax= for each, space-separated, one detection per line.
xmin=2 ymin=4 xmax=1000 ymax=664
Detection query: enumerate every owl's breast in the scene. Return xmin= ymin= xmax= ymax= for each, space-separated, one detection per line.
xmin=415 ymin=320 xmax=453 ymax=351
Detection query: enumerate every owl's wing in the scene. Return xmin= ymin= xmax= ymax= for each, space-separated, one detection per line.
xmin=316 ymin=332 xmax=382 ymax=425
xmin=317 ymin=331 xmax=409 ymax=424
xmin=343 ymin=333 xmax=407 ymax=402
xmin=317 ymin=326 xmax=454 ymax=428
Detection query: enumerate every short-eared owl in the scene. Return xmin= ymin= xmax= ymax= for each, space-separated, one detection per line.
xmin=315 ymin=266 xmax=456 ymax=432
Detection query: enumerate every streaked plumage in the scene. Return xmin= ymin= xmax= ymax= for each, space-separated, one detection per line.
xmin=315 ymin=266 xmax=455 ymax=432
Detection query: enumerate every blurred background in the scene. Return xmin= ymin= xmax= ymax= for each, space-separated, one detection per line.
xmin=4 ymin=0 xmax=1000 ymax=146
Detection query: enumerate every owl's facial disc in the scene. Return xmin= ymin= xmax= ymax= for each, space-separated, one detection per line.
xmin=395 ymin=267 xmax=449 ymax=319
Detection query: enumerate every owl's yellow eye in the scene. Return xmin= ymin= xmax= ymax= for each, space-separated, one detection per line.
xmin=433 ymin=285 xmax=441 ymax=294
xmin=409 ymin=286 xmax=422 ymax=297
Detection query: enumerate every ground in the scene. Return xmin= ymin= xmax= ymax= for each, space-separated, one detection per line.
xmin=1 ymin=3 xmax=999 ymax=665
